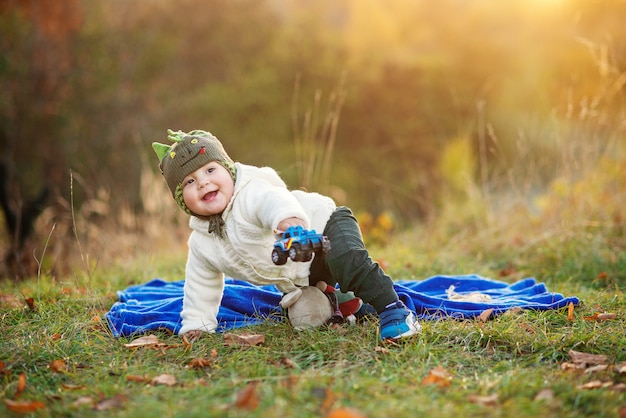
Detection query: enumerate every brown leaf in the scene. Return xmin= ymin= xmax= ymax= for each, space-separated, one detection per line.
xmin=61 ymin=383 xmax=85 ymax=390
xmin=73 ymin=396 xmax=94 ymax=407
xmin=279 ymin=356 xmax=298 ymax=369
xmin=421 ymin=366 xmax=452 ymax=387
xmin=534 ymin=388 xmax=554 ymax=402
xmin=374 ymin=346 xmax=390 ymax=354
xmin=569 ymin=350 xmax=608 ymax=365
xmin=51 ymin=333 xmax=61 ymax=341
xmin=577 ymin=380 xmax=613 ymax=390
xmin=16 ymin=373 xmax=26 ymax=397
xmin=585 ymin=364 xmax=609 ymax=374
xmin=188 ymin=358 xmax=213 ymax=369
xmin=50 ymin=359 xmax=67 ymax=373
xmin=467 ymin=393 xmax=499 ymax=406
xmin=567 ymin=302 xmax=575 ymax=322
xmin=223 ymin=333 xmax=265 ymax=346
xmin=126 ymin=375 xmax=150 ymax=383
xmin=478 ymin=308 xmax=494 ymax=322
xmin=151 ymin=374 xmax=177 ymax=387
xmin=615 ymin=362 xmax=626 ymax=374
xmin=123 ymin=334 xmax=159 ymax=348
xmin=519 ymin=323 xmax=535 ymax=334
xmin=24 ymin=297 xmax=36 ymax=310
xmin=233 ymin=381 xmax=259 ymax=411
xmin=312 ymin=387 xmax=337 ymax=415
xmin=326 ymin=407 xmax=367 ymax=418
xmin=4 ymin=399 xmax=46 ymax=413
xmin=94 ymin=394 xmax=127 ymax=411
xmin=584 ymin=312 xmax=617 ymax=321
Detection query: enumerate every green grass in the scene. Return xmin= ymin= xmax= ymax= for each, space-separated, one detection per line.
xmin=1 ymin=226 xmax=624 ymax=418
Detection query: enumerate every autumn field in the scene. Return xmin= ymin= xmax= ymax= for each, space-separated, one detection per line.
xmin=2 ymin=1 xmax=626 ymax=417
xmin=1 ymin=151 xmax=625 ymax=417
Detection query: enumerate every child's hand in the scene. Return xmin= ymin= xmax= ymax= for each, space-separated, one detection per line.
xmin=182 ymin=330 xmax=204 ymax=345
xmin=276 ymin=217 xmax=306 ymax=233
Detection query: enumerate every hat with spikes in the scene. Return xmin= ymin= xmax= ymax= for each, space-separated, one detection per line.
xmin=152 ymin=129 xmax=235 ymax=215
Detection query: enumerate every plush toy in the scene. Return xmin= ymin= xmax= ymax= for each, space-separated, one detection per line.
xmin=280 ymin=281 xmax=364 ymax=329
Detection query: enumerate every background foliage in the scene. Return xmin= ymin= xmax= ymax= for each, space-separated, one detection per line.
xmin=0 ymin=0 xmax=625 ymax=276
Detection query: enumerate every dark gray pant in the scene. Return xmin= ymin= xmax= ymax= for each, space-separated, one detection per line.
xmin=309 ymin=206 xmax=398 ymax=313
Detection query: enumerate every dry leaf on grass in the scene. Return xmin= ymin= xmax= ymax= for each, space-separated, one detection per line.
xmin=467 ymin=393 xmax=499 ymax=407
xmin=223 ymin=333 xmax=265 ymax=346
xmin=567 ymin=302 xmax=575 ymax=322
xmin=326 ymin=407 xmax=367 ymax=418
xmin=16 ymin=373 xmax=26 ymax=397
xmin=188 ymin=358 xmax=213 ymax=369
xmin=578 ymin=380 xmax=614 ymax=390
xmin=478 ymin=308 xmax=494 ymax=322
xmin=584 ymin=312 xmax=617 ymax=321
xmin=615 ymin=363 xmax=626 ymax=374
xmin=151 ymin=374 xmax=177 ymax=386
xmin=279 ymin=356 xmax=298 ymax=369
xmin=123 ymin=334 xmax=159 ymax=348
xmin=94 ymin=394 xmax=128 ymax=411
xmin=311 ymin=386 xmax=337 ymax=415
xmin=421 ymin=366 xmax=453 ymax=387
xmin=126 ymin=375 xmax=151 ymax=383
xmin=568 ymin=350 xmax=608 ymax=365
xmin=534 ymin=388 xmax=554 ymax=402
xmin=4 ymin=399 xmax=46 ymax=413
xmin=233 ymin=381 xmax=259 ymax=411
xmin=50 ymin=359 xmax=67 ymax=373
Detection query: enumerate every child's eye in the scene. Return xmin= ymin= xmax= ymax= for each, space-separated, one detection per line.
xmin=207 ymin=167 xmax=215 ymax=174
xmin=184 ymin=178 xmax=194 ymax=186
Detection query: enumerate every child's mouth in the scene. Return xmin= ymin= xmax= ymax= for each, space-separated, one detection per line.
xmin=202 ymin=191 xmax=218 ymax=201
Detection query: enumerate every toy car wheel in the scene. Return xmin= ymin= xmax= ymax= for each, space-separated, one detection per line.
xmin=272 ymin=248 xmax=288 ymax=265
xmin=289 ymin=243 xmax=301 ymax=261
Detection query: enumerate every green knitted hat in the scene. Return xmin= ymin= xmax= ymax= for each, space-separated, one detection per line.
xmin=152 ymin=129 xmax=236 ymax=215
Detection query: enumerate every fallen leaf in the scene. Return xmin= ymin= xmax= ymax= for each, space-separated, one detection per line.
xmin=50 ymin=359 xmax=67 ymax=373
xmin=326 ymin=407 xmax=367 ymax=418
xmin=151 ymin=374 xmax=177 ymax=386
xmin=279 ymin=357 xmax=298 ymax=369
xmin=567 ymin=302 xmax=575 ymax=322
xmin=577 ymin=380 xmax=613 ymax=390
xmin=223 ymin=333 xmax=265 ymax=346
xmin=233 ymin=382 xmax=259 ymax=411
xmin=615 ymin=363 xmax=626 ymax=374
xmin=467 ymin=393 xmax=499 ymax=406
xmin=188 ymin=358 xmax=213 ymax=369
xmin=73 ymin=396 xmax=93 ymax=407
xmin=478 ymin=308 xmax=494 ymax=322
xmin=519 ymin=323 xmax=535 ymax=334
xmin=534 ymin=388 xmax=554 ymax=402
xmin=561 ymin=362 xmax=587 ymax=371
xmin=61 ymin=383 xmax=85 ymax=390
xmin=210 ymin=348 xmax=218 ymax=358
xmin=94 ymin=394 xmax=127 ymax=411
xmin=123 ymin=334 xmax=159 ymax=348
xmin=51 ymin=333 xmax=61 ymax=341
xmin=4 ymin=399 xmax=46 ymax=413
xmin=374 ymin=346 xmax=390 ymax=354
xmin=421 ymin=366 xmax=452 ymax=387
xmin=585 ymin=364 xmax=609 ymax=374
xmin=24 ymin=297 xmax=36 ymax=310
xmin=16 ymin=373 xmax=26 ymax=397
xmin=569 ymin=350 xmax=608 ymax=365
xmin=612 ymin=383 xmax=626 ymax=392
xmin=584 ymin=312 xmax=617 ymax=321
xmin=126 ymin=375 xmax=150 ymax=383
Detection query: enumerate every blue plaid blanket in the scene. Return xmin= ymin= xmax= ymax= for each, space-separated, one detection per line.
xmin=105 ymin=274 xmax=579 ymax=337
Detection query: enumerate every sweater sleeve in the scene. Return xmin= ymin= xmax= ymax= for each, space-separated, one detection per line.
xmin=178 ymin=241 xmax=225 ymax=335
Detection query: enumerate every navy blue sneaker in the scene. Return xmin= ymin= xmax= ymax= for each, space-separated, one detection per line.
xmin=379 ymin=300 xmax=421 ymax=341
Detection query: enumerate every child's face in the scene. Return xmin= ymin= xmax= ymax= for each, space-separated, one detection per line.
xmin=182 ymin=161 xmax=234 ymax=217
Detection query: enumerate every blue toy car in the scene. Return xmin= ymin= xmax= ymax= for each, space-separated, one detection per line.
xmin=271 ymin=226 xmax=331 ymax=265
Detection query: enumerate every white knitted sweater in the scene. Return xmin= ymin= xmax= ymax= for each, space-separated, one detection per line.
xmin=179 ymin=163 xmax=336 ymax=334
